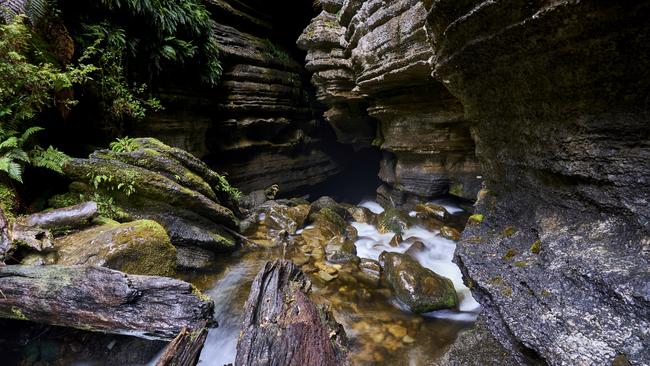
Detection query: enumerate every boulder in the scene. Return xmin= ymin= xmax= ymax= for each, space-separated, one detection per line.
xmin=241 ymin=201 xmax=309 ymax=247
xmin=22 ymin=220 xmax=176 ymax=277
xmin=325 ymin=235 xmax=358 ymax=263
xmin=379 ymin=251 xmax=458 ymax=313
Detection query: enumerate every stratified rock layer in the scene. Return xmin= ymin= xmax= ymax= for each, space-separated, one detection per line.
xmin=132 ymin=0 xmax=340 ymax=194
xmin=298 ymin=0 xmax=482 ymax=204
xmin=430 ymin=1 xmax=650 ymax=365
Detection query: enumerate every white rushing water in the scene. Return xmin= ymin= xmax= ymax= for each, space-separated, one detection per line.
xmin=198 ymin=260 xmax=262 ymax=366
xmin=355 ymin=201 xmax=480 ymax=320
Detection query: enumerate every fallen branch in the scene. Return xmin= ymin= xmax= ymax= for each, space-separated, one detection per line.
xmin=0 ymin=265 xmax=213 ymax=340
xmin=156 ymin=321 xmax=209 ymax=366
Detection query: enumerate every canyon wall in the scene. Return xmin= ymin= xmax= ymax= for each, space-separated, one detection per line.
xmin=131 ymin=0 xmax=340 ymax=194
xmin=297 ymin=0 xmax=482 ymax=207
xmin=302 ymin=1 xmax=649 ymax=365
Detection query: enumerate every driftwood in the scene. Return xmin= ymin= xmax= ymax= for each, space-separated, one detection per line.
xmin=0 ymin=265 xmax=214 ymax=340
xmin=234 ymin=260 xmax=349 ymax=366
xmin=19 ymin=201 xmax=98 ymax=230
xmin=156 ymin=321 xmax=209 ymax=366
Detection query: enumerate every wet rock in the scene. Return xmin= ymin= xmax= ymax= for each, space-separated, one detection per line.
xmin=404 ymin=241 xmax=426 ymax=258
xmin=440 ymin=226 xmax=461 ymax=241
xmin=235 ymin=260 xmax=349 ymax=366
xmin=433 ymin=316 xmax=517 ymax=366
xmin=325 ymin=235 xmax=358 ymax=263
xmin=0 ymin=209 xmax=10 ymax=262
xmin=379 ymin=252 xmax=458 ymax=313
xmin=241 ymin=201 xmax=310 ymax=247
xmin=175 ymin=246 xmax=215 ymax=271
xmin=378 ymin=208 xmax=411 ymax=235
xmin=415 ymin=203 xmax=449 ymax=222
xmin=23 ymin=220 xmax=176 ymax=277
xmin=347 ymin=206 xmax=377 ymax=224
xmin=389 ymin=234 xmax=403 ymax=247
xmin=309 ymin=196 xmax=348 ymax=219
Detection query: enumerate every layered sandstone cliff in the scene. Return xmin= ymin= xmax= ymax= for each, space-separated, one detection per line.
xmin=131 ymin=0 xmax=340 ymax=193
xmin=298 ymin=0 xmax=482 ymax=206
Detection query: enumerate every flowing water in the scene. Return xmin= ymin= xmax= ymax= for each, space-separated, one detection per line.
xmin=184 ymin=200 xmax=478 ymax=365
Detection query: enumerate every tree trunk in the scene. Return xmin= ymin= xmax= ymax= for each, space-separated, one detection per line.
xmin=0 ymin=265 xmax=213 ymax=340
xmin=235 ymin=260 xmax=349 ymax=366
xmin=156 ymin=321 xmax=209 ymax=366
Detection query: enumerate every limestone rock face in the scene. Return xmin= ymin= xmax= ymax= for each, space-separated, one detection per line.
xmin=430 ymin=1 xmax=650 ymax=365
xmin=298 ymin=0 xmax=482 ymax=204
xmin=131 ymin=0 xmax=341 ymax=194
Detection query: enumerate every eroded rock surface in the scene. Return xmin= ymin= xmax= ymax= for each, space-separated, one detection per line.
xmin=430 ymin=1 xmax=650 ymax=365
xmin=298 ymin=0 xmax=482 ymax=205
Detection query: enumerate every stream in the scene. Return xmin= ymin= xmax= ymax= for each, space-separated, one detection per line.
xmin=183 ymin=200 xmax=479 ymax=366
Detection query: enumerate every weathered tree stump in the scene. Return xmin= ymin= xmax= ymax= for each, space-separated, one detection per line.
xmin=235 ymin=260 xmax=349 ymax=366
xmin=156 ymin=321 xmax=209 ymax=366
xmin=0 ymin=265 xmax=213 ymax=340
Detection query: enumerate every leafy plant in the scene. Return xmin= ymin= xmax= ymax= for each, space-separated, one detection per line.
xmin=215 ymin=174 xmax=241 ymax=200
xmin=109 ymin=136 xmax=139 ymax=153
xmin=0 ymin=126 xmax=69 ymax=182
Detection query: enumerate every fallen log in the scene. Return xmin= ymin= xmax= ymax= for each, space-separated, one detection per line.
xmin=0 ymin=265 xmax=213 ymax=340
xmin=156 ymin=321 xmax=209 ymax=366
xmin=19 ymin=201 xmax=98 ymax=230
xmin=235 ymin=260 xmax=349 ymax=366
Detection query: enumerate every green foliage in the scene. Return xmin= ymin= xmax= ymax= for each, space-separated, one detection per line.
xmin=530 ymin=239 xmax=541 ymax=254
xmin=86 ymin=172 xmax=136 ymax=197
xmin=215 ymin=174 xmax=241 ymax=200
xmin=262 ymin=39 xmax=290 ymax=62
xmin=62 ymin=0 xmax=222 ymax=85
xmin=109 ymin=136 xmax=139 ymax=153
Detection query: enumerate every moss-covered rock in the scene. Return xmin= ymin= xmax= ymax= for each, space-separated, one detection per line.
xmin=241 ymin=202 xmax=310 ymax=247
xmin=378 ymin=208 xmax=411 ymax=235
xmin=0 ymin=182 xmax=18 ymax=221
xmin=25 ymin=219 xmax=176 ymax=277
xmin=379 ymin=251 xmax=458 ymax=313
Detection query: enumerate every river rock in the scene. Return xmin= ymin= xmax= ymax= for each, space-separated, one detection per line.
xmin=235 ymin=260 xmax=350 ymax=366
xmin=22 ymin=220 xmax=176 ymax=277
xmin=325 ymin=235 xmax=358 ymax=263
xmin=240 ymin=201 xmax=310 ymax=247
xmin=378 ymin=208 xmax=410 ymax=235
xmin=379 ymin=251 xmax=458 ymax=313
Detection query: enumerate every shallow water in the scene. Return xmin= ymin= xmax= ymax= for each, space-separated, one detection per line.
xmin=185 ymin=200 xmax=478 ymax=365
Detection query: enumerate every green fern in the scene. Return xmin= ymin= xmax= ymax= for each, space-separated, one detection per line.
xmin=109 ymin=136 xmax=139 ymax=153
xmin=30 ymin=145 xmax=69 ymax=173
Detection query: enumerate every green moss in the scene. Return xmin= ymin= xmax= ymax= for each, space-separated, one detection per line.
xmin=530 ymin=239 xmax=541 ymax=254
xmin=503 ymin=225 xmax=516 ymax=237
xmin=488 ymin=276 xmax=504 ymax=286
xmin=468 ymin=214 xmax=484 ymax=223
xmin=514 ymin=261 xmax=527 ymax=268
xmin=191 ymin=284 xmax=212 ymax=303
xmin=449 ymin=183 xmax=464 ymax=197
xmin=541 ymin=289 xmax=551 ymax=297
xmin=109 ymin=220 xmax=176 ymax=277
xmin=0 ymin=182 xmax=18 ymax=220
xmin=319 ymin=207 xmax=346 ymax=233
xmin=48 ymin=192 xmax=83 ymax=209
xmin=502 ymin=249 xmax=517 ymax=261
xmin=500 ymin=287 xmax=513 ymax=296
xmin=11 ymin=306 xmax=28 ymax=320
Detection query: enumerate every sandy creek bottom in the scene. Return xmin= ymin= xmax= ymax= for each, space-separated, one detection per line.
xmin=182 ymin=200 xmax=479 ymax=366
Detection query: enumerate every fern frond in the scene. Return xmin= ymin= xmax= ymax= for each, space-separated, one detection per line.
xmin=19 ymin=126 xmax=44 ymax=143
xmin=5 ymin=147 xmax=30 ymax=163
xmin=30 ymin=145 xmax=70 ymax=174
xmin=0 ymin=156 xmax=24 ymax=182
xmin=0 ymin=137 xmax=19 ymax=151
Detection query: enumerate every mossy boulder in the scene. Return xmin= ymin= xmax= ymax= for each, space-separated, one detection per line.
xmin=325 ymin=235 xmax=358 ymax=263
xmin=23 ymin=220 xmax=176 ymax=277
xmin=60 ymin=138 xmax=241 ymax=266
xmin=379 ymin=251 xmax=458 ymax=313
xmin=308 ymin=196 xmax=348 ymax=220
xmin=378 ymin=208 xmax=411 ymax=235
